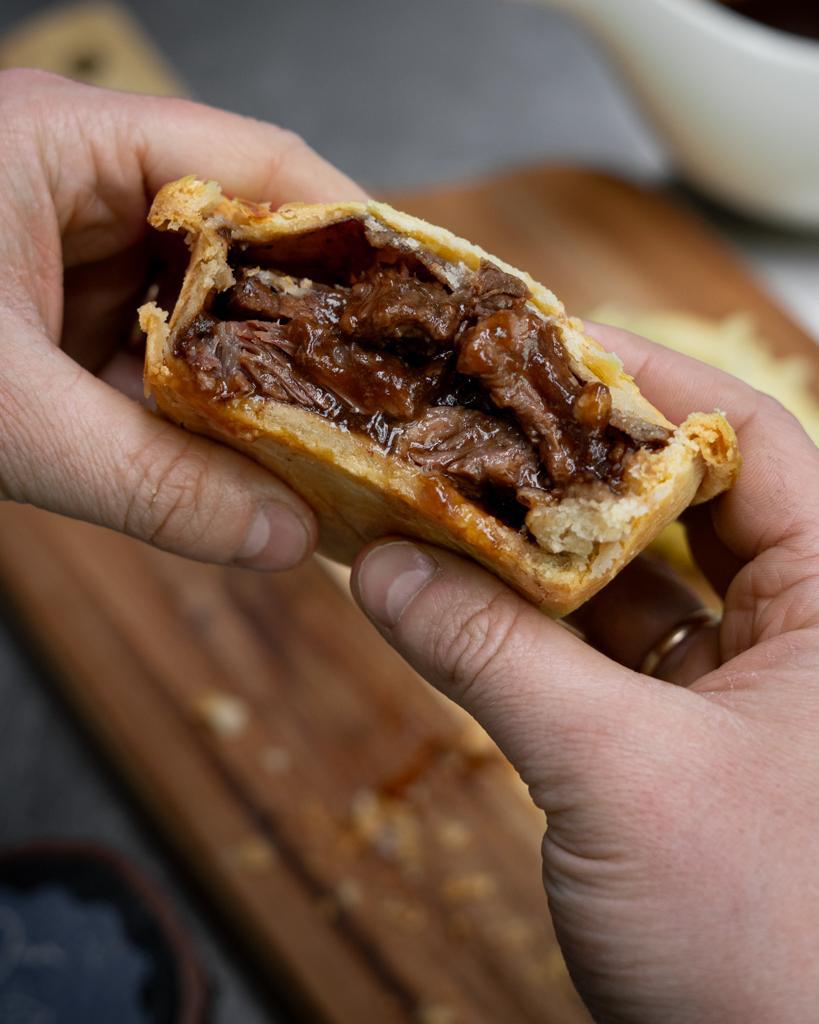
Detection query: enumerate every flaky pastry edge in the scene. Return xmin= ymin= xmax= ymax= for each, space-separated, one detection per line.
xmin=140 ymin=176 xmax=739 ymax=614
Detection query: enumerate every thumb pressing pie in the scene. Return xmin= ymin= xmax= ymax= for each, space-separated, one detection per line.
xmin=139 ymin=177 xmax=739 ymax=615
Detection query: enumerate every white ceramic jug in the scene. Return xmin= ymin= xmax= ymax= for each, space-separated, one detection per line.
xmin=538 ymin=0 xmax=819 ymax=228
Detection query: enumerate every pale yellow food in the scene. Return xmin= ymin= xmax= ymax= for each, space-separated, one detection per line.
xmin=588 ymin=306 xmax=819 ymax=443
xmin=590 ymin=306 xmax=819 ymax=576
xmin=139 ymin=177 xmax=739 ymax=615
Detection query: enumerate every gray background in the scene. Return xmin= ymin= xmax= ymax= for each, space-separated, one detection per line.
xmin=1 ymin=1 xmax=817 ymax=1021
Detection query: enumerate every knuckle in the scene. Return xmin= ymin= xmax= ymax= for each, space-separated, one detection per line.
xmin=758 ymin=391 xmax=790 ymax=418
xmin=258 ymin=127 xmax=313 ymax=191
xmin=434 ymin=589 xmax=524 ymax=703
xmin=269 ymin=126 xmax=311 ymax=158
xmin=743 ymin=391 xmax=799 ymax=435
xmin=755 ymin=392 xmax=793 ymax=429
xmin=123 ymin=432 xmax=216 ymax=553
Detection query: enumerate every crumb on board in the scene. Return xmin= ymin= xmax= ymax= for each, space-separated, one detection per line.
xmin=193 ymin=692 xmax=248 ymax=737
xmin=441 ymin=872 xmax=497 ymax=904
xmin=335 ymin=877 xmax=363 ymax=910
xmin=349 ymin=789 xmax=421 ymax=873
xmin=436 ymin=820 xmax=472 ymax=851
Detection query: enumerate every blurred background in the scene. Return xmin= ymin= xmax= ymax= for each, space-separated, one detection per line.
xmin=0 ymin=2 xmax=817 ymax=1022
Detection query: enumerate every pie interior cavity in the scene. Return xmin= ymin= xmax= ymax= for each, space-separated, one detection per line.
xmin=140 ymin=177 xmax=739 ymax=615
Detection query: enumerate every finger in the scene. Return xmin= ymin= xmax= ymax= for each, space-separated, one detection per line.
xmin=569 ymin=554 xmax=720 ymax=685
xmin=350 ymin=538 xmax=698 ymax=808
xmin=2 ymin=325 xmax=316 ymax=569
xmin=130 ymin=93 xmax=367 ymax=206
xmin=585 ymin=321 xmax=819 ymax=564
xmin=680 ymin=502 xmax=744 ymax=598
xmin=60 ymin=242 xmax=149 ymax=370
xmin=98 ymin=350 xmax=148 ymax=404
xmin=9 ymin=70 xmax=366 ymax=268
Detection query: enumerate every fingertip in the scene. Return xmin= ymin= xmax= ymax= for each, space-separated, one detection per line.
xmin=351 ymin=539 xmax=440 ymax=629
xmin=233 ymin=499 xmax=317 ymax=571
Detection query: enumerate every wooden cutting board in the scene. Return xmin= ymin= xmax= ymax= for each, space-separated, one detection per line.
xmin=1 ymin=168 xmax=817 ymax=1024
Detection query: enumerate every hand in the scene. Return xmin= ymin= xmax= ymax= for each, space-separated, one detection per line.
xmin=0 ymin=69 xmax=365 ymax=566
xmin=352 ymin=325 xmax=819 ymax=1024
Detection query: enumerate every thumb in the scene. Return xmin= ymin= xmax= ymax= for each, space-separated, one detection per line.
xmin=3 ymin=334 xmax=316 ymax=568
xmin=351 ymin=539 xmax=699 ymax=813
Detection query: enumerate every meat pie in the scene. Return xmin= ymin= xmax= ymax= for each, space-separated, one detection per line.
xmin=139 ymin=177 xmax=739 ymax=615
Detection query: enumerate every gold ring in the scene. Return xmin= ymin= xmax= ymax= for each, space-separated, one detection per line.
xmin=639 ymin=608 xmax=721 ymax=678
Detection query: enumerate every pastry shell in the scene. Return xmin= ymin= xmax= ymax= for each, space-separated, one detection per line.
xmin=140 ymin=177 xmax=739 ymax=615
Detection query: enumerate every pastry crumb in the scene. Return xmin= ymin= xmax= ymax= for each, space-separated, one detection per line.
xmin=349 ymin=789 xmax=421 ymax=873
xmin=335 ymin=878 xmax=363 ymax=910
xmin=194 ymin=692 xmax=248 ymax=737
xmin=441 ymin=872 xmax=497 ymax=904
xmin=436 ymin=820 xmax=472 ymax=851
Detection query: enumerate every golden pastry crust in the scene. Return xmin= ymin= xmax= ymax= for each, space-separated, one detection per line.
xmin=140 ymin=176 xmax=739 ymax=615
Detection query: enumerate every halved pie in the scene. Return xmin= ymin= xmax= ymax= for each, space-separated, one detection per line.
xmin=139 ymin=177 xmax=739 ymax=615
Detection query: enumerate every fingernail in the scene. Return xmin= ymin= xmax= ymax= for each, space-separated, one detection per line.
xmin=355 ymin=542 xmax=439 ymax=629
xmin=235 ymin=504 xmax=311 ymax=570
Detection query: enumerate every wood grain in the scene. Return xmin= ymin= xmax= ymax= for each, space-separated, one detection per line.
xmin=1 ymin=166 xmax=817 ymax=1022
xmin=0 ymin=505 xmax=573 ymax=1024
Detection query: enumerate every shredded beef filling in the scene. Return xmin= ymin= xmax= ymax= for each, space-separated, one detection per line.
xmin=175 ymin=225 xmax=662 ymax=531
